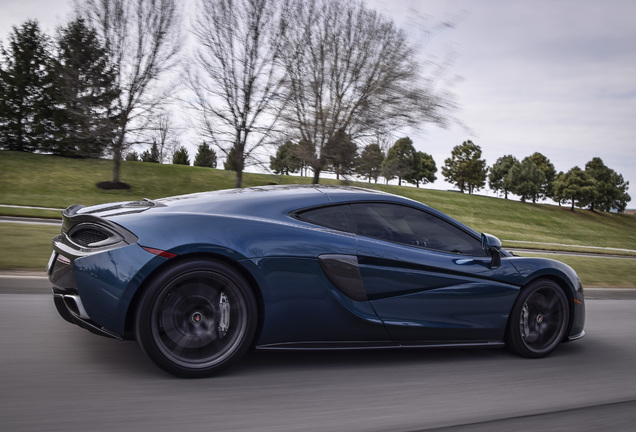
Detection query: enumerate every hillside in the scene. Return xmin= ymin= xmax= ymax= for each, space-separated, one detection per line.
xmin=2 ymin=150 xmax=635 ymax=252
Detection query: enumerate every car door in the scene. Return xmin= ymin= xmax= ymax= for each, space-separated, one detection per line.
xmin=351 ymin=202 xmax=523 ymax=344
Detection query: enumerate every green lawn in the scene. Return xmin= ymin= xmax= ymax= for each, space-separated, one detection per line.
xmin=0 ymin=224 xmax=61 ymax=270
xmin=1 ymin=150 xmax=635 ymax=286
xmin=518 ymin=252 xmax=636 ymax=288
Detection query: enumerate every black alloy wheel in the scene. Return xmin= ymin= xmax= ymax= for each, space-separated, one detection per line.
xmin=507 ymin=279 xmax=569 ymax=358
xmin=135 ymin=259 xmax=257 ymax=377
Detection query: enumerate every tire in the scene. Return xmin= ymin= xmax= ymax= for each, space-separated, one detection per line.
xmin=135 ymin=259 xmax=257 ymax=378
xmin=506 ymin=279 xmax=569 ymax=358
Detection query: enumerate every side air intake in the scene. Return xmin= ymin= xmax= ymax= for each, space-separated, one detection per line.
xmin=318 ymin=254 xmax=368 ymax=302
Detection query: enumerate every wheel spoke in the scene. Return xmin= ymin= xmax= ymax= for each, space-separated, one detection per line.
xmin=544 ymin=294 xmax=560 ymax=311
xmin=183 ymin=279 xmax=220 ymax=302
xmin=167 ymin=332 xmax=192 ymax=355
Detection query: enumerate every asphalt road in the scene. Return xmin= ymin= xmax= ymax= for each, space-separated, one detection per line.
xmin=1 ymin=287 xmax=636 ymax=431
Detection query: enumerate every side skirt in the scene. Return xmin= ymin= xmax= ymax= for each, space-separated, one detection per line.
xmin=256 ymin=340 xmax=505 ymax=350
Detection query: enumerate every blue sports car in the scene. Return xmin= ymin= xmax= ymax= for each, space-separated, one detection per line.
xmin=49 ymin=185 xmax=585 ymax=377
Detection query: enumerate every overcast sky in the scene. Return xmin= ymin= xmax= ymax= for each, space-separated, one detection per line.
xmin=2 ymin=0 xmax=635 ymax=204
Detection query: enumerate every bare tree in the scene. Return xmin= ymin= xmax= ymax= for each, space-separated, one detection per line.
xmin=145 ymin=112 xmax=180 ymax=163
xmin=77 ymin=0 xmax=182 ymax=186
xmin=280 ymin=0 xmax=452 ymax=184
xmin=188 ymin=0 xmax=288 ymax=188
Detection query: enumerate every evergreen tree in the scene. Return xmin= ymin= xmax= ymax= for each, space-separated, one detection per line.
xmin=270 ymin=140 xmax=300 ymax=175
xmin=355 ymin=143 xmax=384 ymax=183
xmin=442 ymin=140 xmax=488 ymax=194
xmin=609 ymin=173 xmax=630 ymax=212
xmin=0 ymin=20 xmax=52 ymax=152
xmin=406 ymin=151 xmax=437 ymax=188
xmin=382 ymin=137 xmax=417 ymax=186
xmin=193 ymin=142 xmax=217 ymax=168
xmin=172 ymin=146 xmax=190 ymax=165
xmin=48 ymin=18 xmax=119 ymax=158
xmin=125 ymin=151 xmax=139 ymax=161
xmin=489 ymin=155 xmax=518 ymax=199
xmin=224 ymin=145 xmax=240 ymax=171
xmin=585 ymin=157 xmax=630 ymax=212
xmin=141 ymin=141 xmax=161 ymax=163
xmin=323 ymin=129 xmax=356 ymax=179
xmin=507 ymin=157 xmax=545 ymax=203
xmin=527 ymin=152 xmax=556 ymax=200
xmin=553 ymin=167 xmax=596 ymax=211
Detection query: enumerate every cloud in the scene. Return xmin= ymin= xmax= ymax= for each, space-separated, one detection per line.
xmin=395 ymin=0 xmax=636 ymax=199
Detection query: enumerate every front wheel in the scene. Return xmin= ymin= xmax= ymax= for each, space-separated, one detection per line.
xmin=135 ymin=259 xmax=257 ymax=377
xmin=506 ymin=279 xmax=569 ymax=358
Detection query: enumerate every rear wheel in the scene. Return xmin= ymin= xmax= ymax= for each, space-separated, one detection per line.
xmin=135 ymin=259 xmax=257 ymax=377
xmin=507 ymin=279 xmax=569 ymax=358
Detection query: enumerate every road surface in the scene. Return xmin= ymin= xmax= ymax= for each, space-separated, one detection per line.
xmin=1 ymin=283 xmax=635 ymax=431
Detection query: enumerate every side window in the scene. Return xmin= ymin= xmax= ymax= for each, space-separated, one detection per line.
xmin=295 ymin=205 xmax=355 ymax=233
xmin=351 ymin=203 xmax=485 ymax=256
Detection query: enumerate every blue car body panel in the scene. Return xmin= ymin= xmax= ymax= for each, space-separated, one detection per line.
xmin=247 ymin=256 xmax=390 ymax=346
xmin=73 ymin=244 xmax=160 ymax=335
xmin=356 ymin=237 xmax=523 ymax=341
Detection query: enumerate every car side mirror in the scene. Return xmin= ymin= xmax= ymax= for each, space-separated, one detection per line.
xmin=481 ymin=233 xmax=502 ymax=268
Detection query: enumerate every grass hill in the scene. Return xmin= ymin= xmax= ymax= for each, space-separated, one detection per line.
xmin=2 ymin=150 xmax=635 ymax=250
xmin=1 ymin=150 xmax=635 ymax=286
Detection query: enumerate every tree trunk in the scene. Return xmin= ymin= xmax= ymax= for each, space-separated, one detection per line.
xmin=16 ymin=113 xmax=24 ymax=151
xmin=111 ymin=121 xmax=127 ymax=183
xmin=111 ymin=134 xmax=124 ymax=184
xmin=112 ymin=148 xmax=121 ymax=183
xmin=234 ymin=145 xmax=244 ymax=188
xmin=312 ymin=168 xmax=321 ymax=184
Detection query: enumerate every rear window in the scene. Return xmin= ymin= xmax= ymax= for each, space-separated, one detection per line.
xmin=295 ymin=205 xmax=355 ymax=233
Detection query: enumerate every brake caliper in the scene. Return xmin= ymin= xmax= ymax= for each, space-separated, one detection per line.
xmin=219 ymin=293 xmax=230 ymax=337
